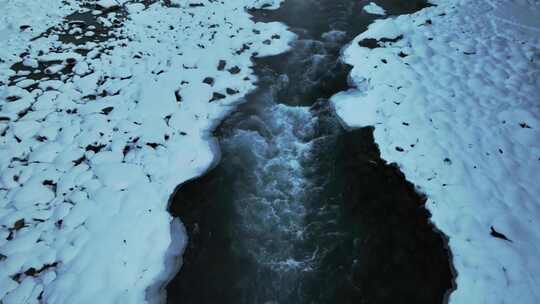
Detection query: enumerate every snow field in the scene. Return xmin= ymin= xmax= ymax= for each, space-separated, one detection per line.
xmin=332 ymin=0 xmax=540 ymax=302
xmin=0 ymin=0 xmax=80 ymax=85
xmin=0 ymin=0 xmax=294 ymax=303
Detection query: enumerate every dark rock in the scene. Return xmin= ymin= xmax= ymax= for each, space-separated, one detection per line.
xmin=490 ymin=226 xmax=512 ymax=242
xmin=226 ymin=88 xmax=239 ymax=95
xmin=209 ymin=92 xmax=226 ymax=102
xmin=217 ymin=60 xmax=226 ymax=71
xmin=228 ymin=66 xmax=241 ymax=74
xmin=203 ymin=77 xmax=214 ymax=86
xmin=101 ymin=106 xmax=114 ymax=115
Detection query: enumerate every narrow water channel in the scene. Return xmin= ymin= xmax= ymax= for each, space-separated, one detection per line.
xmin=166 ymin=1 xmax=454 ymax=303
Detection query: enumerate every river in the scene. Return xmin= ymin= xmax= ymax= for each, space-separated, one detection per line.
xmin=166 ymin=1 xmax=454 ymax=303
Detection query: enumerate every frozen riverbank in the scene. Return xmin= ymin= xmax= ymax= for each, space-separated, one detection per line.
xmin=166 ymin=0 xmax=453 ymax=303
xmin=0 ymin=0 xmax=293 ymax=302
xmin=332 ymin=0 xmax=540 ymax=302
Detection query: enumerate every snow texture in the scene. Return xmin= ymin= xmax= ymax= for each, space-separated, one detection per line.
xmin=0 ymin=0 xmax=79 ymax=77
xmin=333 ymin=0 xmax=540 ymax=302
xmin=0 ymin=0 xmax=293 ymax=303
xmin=96 ymin=0 xmax=120 ymax=9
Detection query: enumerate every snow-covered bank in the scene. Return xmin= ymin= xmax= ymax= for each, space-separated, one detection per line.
xmin=0 ymin=0 xmax=294 ymax=302
xmin=0 ymin=0 xmax=80 ymax=85
xmin=333 ymin=0 xmax=540 ymax=302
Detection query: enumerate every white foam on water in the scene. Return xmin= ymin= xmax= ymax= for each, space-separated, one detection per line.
xmin=223 ymin=103 xmax=316 ymax=271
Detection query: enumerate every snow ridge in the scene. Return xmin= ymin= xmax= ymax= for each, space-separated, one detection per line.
xmin=0 ymin=0 xmax=294 ymax=303
xmin=332 ymin=0 xmax=540 ymax=302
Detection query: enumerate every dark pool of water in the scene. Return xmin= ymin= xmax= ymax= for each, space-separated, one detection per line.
xmin=166 ymin=1 xmax=454 ymax=303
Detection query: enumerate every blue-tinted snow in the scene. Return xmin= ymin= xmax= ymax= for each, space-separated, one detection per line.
xmin=0 ymin=0 xmax=294 ymax=302
xmin=332 ymin=0 xmax=540 ymax=302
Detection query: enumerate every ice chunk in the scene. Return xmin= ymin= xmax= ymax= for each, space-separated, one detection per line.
xmin=363 ymin=2 xmax=386 ymax=16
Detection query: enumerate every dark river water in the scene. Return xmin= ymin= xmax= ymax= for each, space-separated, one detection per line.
xmin=166 ymin=0 xmax=454 ymax=303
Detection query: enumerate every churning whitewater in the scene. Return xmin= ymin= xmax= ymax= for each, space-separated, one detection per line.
xmin=167 ymin=0 xmax=452 ymax=303
xmin=222 ymin=103 xmax=316 ymax=273
xmin=2 ymin=0 xmax=539 ymax=303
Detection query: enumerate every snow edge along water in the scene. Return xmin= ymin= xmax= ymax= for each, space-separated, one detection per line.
xmin=332 ymin=0 xmax=540 ymax=303
xmin=0 ymin=0 xmax=296 ymax=303
xmin=153 ymin=1 xmax=297 ymax=303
